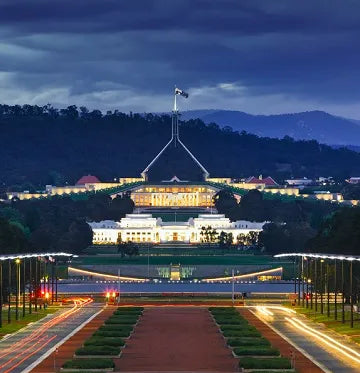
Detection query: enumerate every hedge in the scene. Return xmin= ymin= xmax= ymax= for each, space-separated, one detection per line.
xmin=63 ymin=358 xmax=115 ymax=369
xmin=75 ymin=345 xmax=120 ymax=356
xmin=220 ymin=325 xmax=251 ymax=331
xmin=117 ymin=307 xmax=144 ymax=312
xmin=222 ymin=329 xmax=261 ymax=338
xmin=239 ymin=357 xmax=292 ymax=369
xmin=94 ymin=330 xmax=131 ymax=338
xmin=250 ymin=371 xmax=295 ymax=373
xmin=84 ymin=337 xmax=125 ymax=347
xmin=227 ymin=337 xmax=270 ymax=347
xmin=105 ymin=318 xmax=138 ymax=325
xmin=233 ymin=346 xmax=279 ymax=356
xmin=99 ymin=325 xmax=133 ymax=332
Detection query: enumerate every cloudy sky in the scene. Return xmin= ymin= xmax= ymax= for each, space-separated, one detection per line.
xmin=1 ymin=0 xmax=360 ymax=117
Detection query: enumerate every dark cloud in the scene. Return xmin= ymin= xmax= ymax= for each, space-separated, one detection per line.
xmin=0 ymin=0 xmax=360 ymax=117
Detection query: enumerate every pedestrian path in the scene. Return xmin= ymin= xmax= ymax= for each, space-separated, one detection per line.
xmin=117 ymin=307 xmax=238 ymax=372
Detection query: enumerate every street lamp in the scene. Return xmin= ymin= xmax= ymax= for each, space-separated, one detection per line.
xmin=15 ymin=258 xmax=20 ymax=321
xmin=320 ymin=259 xmax=324 ymax=315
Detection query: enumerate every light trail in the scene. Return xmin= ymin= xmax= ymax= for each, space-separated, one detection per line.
xmin=0 ymin=335 xmax=49 ymax=371
xmin=68 ymin=266 xmax=147 ymax=282
xmin=286 ymin=317 xmax=360 ymax=365
xmin=4 ymin=335 xmax=56 ymax=373
xmin=255 ymin=306 xmax=274 ymax=316
xmin=203 ymin=266 xmax=283 ymax=282
xmin=0 ymin=301 xmax=83 ymax=360
xmin=0 ymin=297 xmax=92 ymax=370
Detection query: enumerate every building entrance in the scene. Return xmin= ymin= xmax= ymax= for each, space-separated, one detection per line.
xmin=173 ymin=232 xmax=178 ymax=241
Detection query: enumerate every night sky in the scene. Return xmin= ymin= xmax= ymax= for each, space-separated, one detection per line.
xmin=1 ymin=0 xmax=360 ymax=117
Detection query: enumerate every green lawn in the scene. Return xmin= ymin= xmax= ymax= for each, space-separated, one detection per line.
xmin=0 ymin=306 xmax=60 ymax=335
xmin=73 ymin=255 xmax=281 ymax=266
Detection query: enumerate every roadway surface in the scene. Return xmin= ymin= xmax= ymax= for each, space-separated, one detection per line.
xmin=58 ymin=280 xmax=294 ymax=294
xmin=251 ymin=306 xmax=360 ymax=373
xmin=0 ymin=300 xmax=103 ymax=373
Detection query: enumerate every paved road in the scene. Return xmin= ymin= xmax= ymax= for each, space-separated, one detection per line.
xmin=0 ymin=301 xmax=103 ymax=373
xmin=252 ymin=306 xmax=360 ymax=373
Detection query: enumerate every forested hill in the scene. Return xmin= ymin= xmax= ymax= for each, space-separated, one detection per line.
xmin=1 ymin=104 xmax=360 ymax=189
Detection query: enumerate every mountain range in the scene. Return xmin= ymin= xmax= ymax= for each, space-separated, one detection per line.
xmin=181 ymin=110 xmax=360 ymax=148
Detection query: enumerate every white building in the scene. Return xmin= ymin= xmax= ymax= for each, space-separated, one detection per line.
xmin=89 ymin=214 xmax=266 ymax=244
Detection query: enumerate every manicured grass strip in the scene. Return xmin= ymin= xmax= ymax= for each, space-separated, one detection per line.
xmin=75 ymin=345 xmax=120 ymax=356
xmin=233 ymin=346 xmax=279 ymax=356
xmin=63 ymin=358 xmax=115 ymax=369
xmin=84 ymin=337 xmax=125 ymax=347
xmin=239 ymin=357 xmax=292 ymax=369
xmin=227 ymin=337 xmax=270 ymax=347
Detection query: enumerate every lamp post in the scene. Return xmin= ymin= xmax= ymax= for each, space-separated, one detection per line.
xmin=8 ymin=259 xmax=11 ymax=324
xmin=342 ymin=259 xmax=345 ymax=323
xmin=29 ymin=257 xmax=32 ymax=314
xmin=298 ymin=259 xmax=301 ymax=305
xmin=306 ymin=258 xmax=309 ymax=309
xmin=334 ymin=259 xmax=337 ymax=320
xmin=0 ymin=261 xmax=3 ymax=328
xmin=326 ymin=263 xmax=330 ymax=318
xmin=314 ymin=258 xmax=318 ymax=313
xmin=35 ymin=258 xmax=38 ymax=312
xmin=15 ymin=258 xmax=20 ymax=321
xmin=320 ymin=259 xmax=324 ymax=314
xmin=301 ymin=257 xmax=305 ymax=308
xmin=350 ymin=260 xmax=354 ymax=328
xmin=22 ymin=259 xmax=26 ymax=317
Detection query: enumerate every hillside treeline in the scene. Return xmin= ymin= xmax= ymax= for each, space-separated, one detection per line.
xmin=1 ymin=104 xmax=360 ymax=189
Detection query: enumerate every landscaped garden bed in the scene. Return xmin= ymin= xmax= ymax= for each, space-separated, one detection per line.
xmin=209 ymin=307 xmax=295 ymax=371
xmin=63 ymin=307 xmax=144 ymax=370
xmin=61 ymin=358 xmax=115 ymax=372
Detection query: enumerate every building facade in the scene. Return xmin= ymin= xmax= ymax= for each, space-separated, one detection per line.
xmin=89 ymin=213 xmax=266 ymax=244
xmin=128 ymin=184 xmax=219 ymax=207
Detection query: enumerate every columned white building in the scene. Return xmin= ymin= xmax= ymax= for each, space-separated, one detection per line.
xmin=89 ymin=214 xmax=266 ymax=244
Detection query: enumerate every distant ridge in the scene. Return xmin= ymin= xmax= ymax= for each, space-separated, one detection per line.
xmin=181 ymin=110 xmax=360 ymax=147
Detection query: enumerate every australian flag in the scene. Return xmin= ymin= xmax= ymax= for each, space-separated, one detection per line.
xmin=175 ymin=87 xmax=189 ymax=98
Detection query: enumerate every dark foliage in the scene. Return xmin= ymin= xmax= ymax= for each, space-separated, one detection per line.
xmin=308 ymin=208 xmax=360 ymax=255
xmin=0 ymin=192 xmax=134 ymax=254
xmin=1 ymin=104 xmax=360 ymax=188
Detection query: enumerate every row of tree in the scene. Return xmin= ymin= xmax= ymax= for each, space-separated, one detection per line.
xmin=214 ymin=188 xmax=360 ymax=255
xmin=0 ymin=192 xmax=134 ymax=255
xmin=2 ymin=104 xmax=360 ymax=187
xmin=199 ymin=226 xmax=259 ymax=248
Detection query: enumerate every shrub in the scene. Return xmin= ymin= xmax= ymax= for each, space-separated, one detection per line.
xmin=75 ymin=345 xmax=120 ymax=356
xmin=220 ymin=324 xmax=250 ymax=331
xmin=116 ymin=307 xmax=142 ymax=310
xmin=94 ymin=330 xmax=131 ymax=338
xmin=239 ymin=357 xmax=292 ymax=369
xmin=84 ymin=337 xmax=125 ymax=347
xmin=215 ymin=317 xmax=249 ymax=325
xmin=105 ymin=318 xmax=138 ymax=325
xmin=62 ymin=358 xmax=114 ymax=369
xmin=98 ymin=326 xmax=133 ymax=333
xmin=233 ymin=346 xmax=279 ymax=356
xmin=227 ymin=337 xmax=270 ymax=347
xmin=222 ymin=329 xmax=261 ymax=338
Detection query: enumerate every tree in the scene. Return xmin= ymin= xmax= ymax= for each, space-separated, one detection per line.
xmin=117 ymin=241 xmax=139 ymax=257
xmin=308 ymin=207 xmax=360 ymax=255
